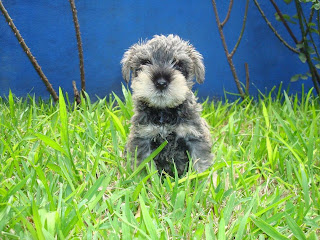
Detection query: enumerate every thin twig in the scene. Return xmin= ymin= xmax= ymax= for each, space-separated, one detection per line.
xmin=72 ymin=81 xmax=81 ymax=105
xmin=317 ymin=11 xmax=320 ymax=43
xmin=68 ymin=0 xmax=86 ymax=98
xmin=269 ymin=0 xmax=299 ymax=44
xmin=253 ymin=0 xmax=299 ymax=54
xmin=295 ymin=0 xmax=320 ymax=94
xmin=229 ymin=0 xmax=249 ymax=58
xmin=0 ymin=0 xmax=59 ymax=102
xmin=211 ymin=0 xmax=246 ymax=99
xmin=221 ymin=0 xmax=234 ymax=28
xmin=303 ymin=8 xmax=315 ymax=38
xmin=245 ymin=63 xmax=250 ymax=94
xmin=300 ymin=7 xmax=320 ymax=60
xmin=297 ymin=2 xmax=320 ymax=86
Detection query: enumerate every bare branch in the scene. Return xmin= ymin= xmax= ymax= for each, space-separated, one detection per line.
xmin=269 ymin=0 xmax=299 ymax=44
xmin=253 ymin=0 xmax=299 ymax=54
xmin=211 ymin=0 xmax=230 ymax=58
xmin=295 ymin=0 xmax=320 ymax=94
xmin=72 ymin=81 xmax=81 ymax=105
xmin=300 ymin=8 xmax=319 ymax=60
xmin=221 ymin=0 xmax=234 ymax=28
xmin=317 ymin=11 xmax=320 ymax=43
xmin=245 ymin=63 xmax=250 ymax=94
xmin=0 ymin=0 xmax=59 ymax=102
xmin=230 ymin=0 xmax=249 ymax=58
xmin=304 ymin=8 xmax=314 ymax=38
xmin=68 ymin=0 xmax=86 ymax=97
xmin=211 ymin=0 xmax=246 ymax=99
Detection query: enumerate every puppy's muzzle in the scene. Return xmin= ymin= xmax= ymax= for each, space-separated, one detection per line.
xmin=155 ymin=78 xmax=168 ymax=90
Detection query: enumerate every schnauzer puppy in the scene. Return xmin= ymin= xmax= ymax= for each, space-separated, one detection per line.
xmin=121 ymin=34 xmax=212 ymax=176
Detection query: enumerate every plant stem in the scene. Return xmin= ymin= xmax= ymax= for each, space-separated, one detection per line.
xmin=69 ymin=0 xmax=86 ymax=97
xmin=245 ymin=63 xmax=250 ymax=94
xmin=253 ymin=0 xmax=299 ymax=54
xmin=0 ymin=1 xmax=59 ymax=102
xmin=269 ymin=0 xmax=298 ymax=44
xmin=303 ymin=8 xmax=315 ymax=38
xmin=221 ymin=0 xmax=233 ymax=28
xmin=230 ymin=0 xmax=249 ymax=58
xmin=300 ymin=7 xmax=320 ymax=60
xmin=211 ymin=0 xmax=246 ymax=99
xmin=295 ymin=0 xmax=320 ymax=95
xmin=72 ymin=81 xmax=81 ymax=105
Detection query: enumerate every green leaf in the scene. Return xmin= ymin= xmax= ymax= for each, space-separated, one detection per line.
xmin=8 ymin=89 xmax=15 ymax=119
xmin=235 ymin=195 xmax=256 ymax=240
xmin=139 ymin=195 xmax=158 ymax=240
xmin=300 ymin=165 xmax=310 ymax=207
xmin=32 ymin=201 xmax=45 ymax=240
xmin=291 ymin=74 xmax=300 ymax=82
xmin=261 ymin=102 xmax=270 ymax=128
xmin=127 ymin=140 xmax=168 ymax=180
xmin=59 ymin=88 xmax=69 ymax=147
xmin=274 ymin=13 xmax=296 ymax=24
xmin=133 ymin=171 xmax=158 ymax=201
xmin=35 ymin=133 xmax=68 ymax=156
xmin=251 ymin=216 xmax=289 ymax=240
xmin=300 ymin=75 xmax=308 ymax=80
xmin=223 ymin=192 xmax=236 ymax=225
xmin=106 ymin=107 xmax=126 ymax=139
xmin=35 ymin=165 xmax=56 ymax=211
xmin=194 ymin=224 xmax=205 ymax=239
xmin=217 ymin=217 xmax=226 ymax=240
xmin=2 ymin=174 xmax=30 ymax=203
xmin=254 ymin=194 xmax=293 ymax=217
xmin=312 ymin=3 xmax=320 ymax=10
xmin=299 ymin=53 xmax=307 ymax=63
xmin=285 ymin=215 xmax=306 ymax=240
xmin=205 ymin=222 xmax=216 ymax=240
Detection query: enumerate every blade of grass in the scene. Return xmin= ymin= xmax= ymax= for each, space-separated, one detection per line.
xmin=35 ymin=133 xmax=68 ymax=156
xmin=32 ymin=200 xmax=45 ymax=240
xmin=285 ymin=214 xmax=307 ymax=240
xmin=139 ymin=195 xmax=158 ymax=240
xmin=250 ymin=215 xmax=289 ymax=240
xmin=127 ymin=141 xmax=167 ymax=180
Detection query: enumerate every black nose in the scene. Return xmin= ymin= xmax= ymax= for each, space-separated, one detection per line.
xmin=155 ymin=78 xmax=168 ymax=90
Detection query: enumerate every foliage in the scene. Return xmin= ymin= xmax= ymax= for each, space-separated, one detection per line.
xmin=0 ymin=87 xmax=319 ymax=239
xmin=254 ymin=0 xmax=320 ymax=95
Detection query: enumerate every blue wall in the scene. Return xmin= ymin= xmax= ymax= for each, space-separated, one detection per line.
xmin=0 ymin=1 xmax=315 ymax=100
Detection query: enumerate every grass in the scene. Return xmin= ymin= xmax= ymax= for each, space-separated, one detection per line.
xmin=0 ymin=86 xmax=319 ymax=239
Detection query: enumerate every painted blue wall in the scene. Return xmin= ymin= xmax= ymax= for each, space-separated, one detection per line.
xmin=0 ymin=1 xmax=316 ymax=100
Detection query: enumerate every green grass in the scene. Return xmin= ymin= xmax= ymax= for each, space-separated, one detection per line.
xmin=0 ymin=86 xmax=319 ymax=239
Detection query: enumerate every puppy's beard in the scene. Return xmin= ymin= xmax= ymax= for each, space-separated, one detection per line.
xmin=131 ymin=70 xmax=189 ymax=108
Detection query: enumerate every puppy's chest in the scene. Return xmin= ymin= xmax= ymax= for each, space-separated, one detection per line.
xmin=144 ymin=106 xmax=186 ymax=125
xmin=134 ymin=104 xmax=201 ymax=140
xmin=138 ymin=107 xmax=187 ymax=139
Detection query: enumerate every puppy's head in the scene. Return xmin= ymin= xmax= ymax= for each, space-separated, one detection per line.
xmin=121 ymin=34 xmax=205 ymax=108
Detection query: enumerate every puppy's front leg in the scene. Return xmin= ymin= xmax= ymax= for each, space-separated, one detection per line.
xmin=185 ymin=136 xmax=213 ymax=173
xmin=126 ymin=136 xmax=152 ymax=167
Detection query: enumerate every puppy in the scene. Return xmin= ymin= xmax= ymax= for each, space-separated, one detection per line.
xmin=121 ymin=34 xmax=212 ymax=176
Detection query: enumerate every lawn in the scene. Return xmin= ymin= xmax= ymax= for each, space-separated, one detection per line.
xmin=0 ymin=86 xmax=319 ymax=239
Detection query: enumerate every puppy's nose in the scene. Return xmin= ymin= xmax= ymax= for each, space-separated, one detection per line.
xmin=155 ymin=78 xmax=168 ymax=90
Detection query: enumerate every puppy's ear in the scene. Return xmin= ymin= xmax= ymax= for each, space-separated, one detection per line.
xmin=189 ymin=47 xmax=205 ymax=84
xmin=121 ymin=46 xmax=136 ymax=83
xmin=121 ymin=42 xmax=141 ymax=83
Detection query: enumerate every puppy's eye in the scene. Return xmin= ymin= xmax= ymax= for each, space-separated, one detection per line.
xmin=140 ymin=59 xmax=152 ymax=65
xmin=173 ymin=59 xmax=184 ymax=70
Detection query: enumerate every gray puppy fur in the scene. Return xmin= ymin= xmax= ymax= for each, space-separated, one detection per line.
xmin=121 ymin=34 xmax=212 ymax=176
